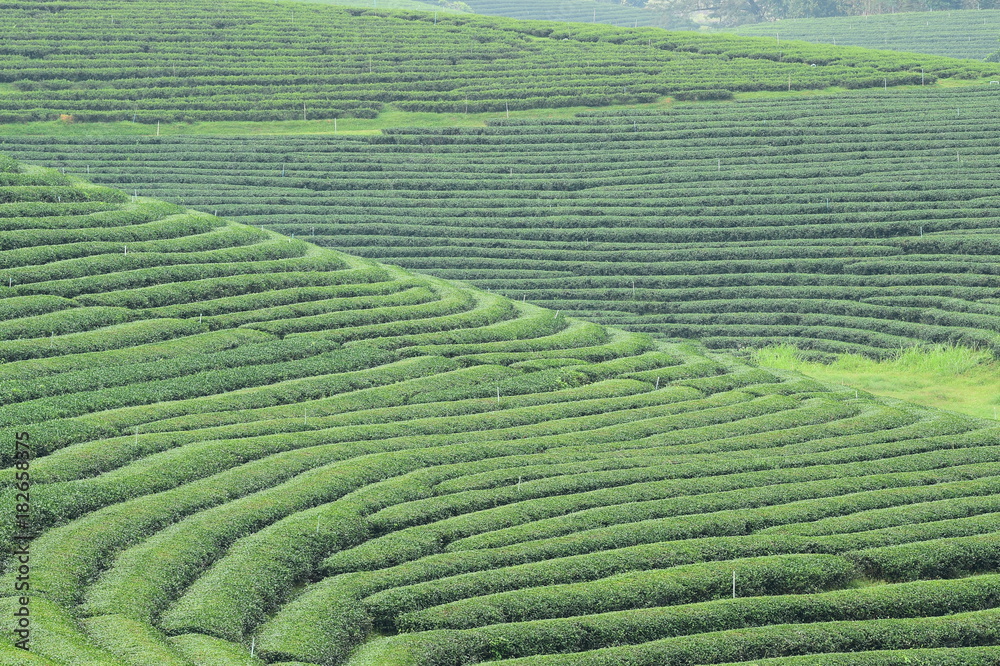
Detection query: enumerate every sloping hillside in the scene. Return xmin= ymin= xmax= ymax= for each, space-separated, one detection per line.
xmin=731 ymin=9 xmax=1000 ymax=61
xmin=11 ymin=87 xmax=1000 ymax=358
xmin=0 ymin=0 xmax=997 ymax=122
xmin=458 ymin=0 xmax=665 ymax=28
xmin=2 ymin=158 xmax=1000 ymax=665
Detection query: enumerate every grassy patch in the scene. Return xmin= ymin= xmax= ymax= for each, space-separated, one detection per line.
xmin=755 ymin=344 xmax=1000 ymax=420
xmin=0 ymin=100 xmax=677 ymax=137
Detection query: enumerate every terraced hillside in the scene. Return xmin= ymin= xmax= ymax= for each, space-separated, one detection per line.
xmin=291 ymin=0 xmax=468 ymax=12
xmin=10 ymin=87 xmax=1000 ymax=358
xmin=3 ymin=158 xmax=1000 ymax=665
xmin=293 ymin=0 xmax=661 ymax=27
xmin=731 ymin=9 xmax=1000 ymax=61
xmin=459 ymin=0 xmax=666 ymax=28
xmin=0 ymin=0 xmax=997 ymax=123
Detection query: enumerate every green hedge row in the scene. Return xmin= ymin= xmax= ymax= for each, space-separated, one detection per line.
xmin=0 ymin=335 xmax=341 ymax=404
xmin=0 ymin=347 xmax=392 ymax=426
xmin=79 ymin=266 xmax=387 ymax=310
xmin=354 ymin=574 xmax=1000 ymax=665
xmin=395 ymin=554 xmax=859 ymax=631
xmin=482 ymin=607 xmax=1000 ymax=665
xmin=0 ymin=318 xmax=206 ymax=365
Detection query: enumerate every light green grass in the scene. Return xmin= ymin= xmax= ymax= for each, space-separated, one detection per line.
xmin=755 ymin=344 xmax=1000 ymax=420
xmin=0 ymin=101 xmax=677 ymax=137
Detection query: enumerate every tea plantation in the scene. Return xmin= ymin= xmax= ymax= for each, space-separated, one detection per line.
xmin=11 ymin=86 xmax=1000 ymax=358
xmin=1 ymin=157 xmax=1000 ymax=664
xmin=0 ymin=0 xmax=997 ymax=123
xmin=732 ymin=9 xmax=1000 ymax=61
xmin=458 ymin=0 xmax=664 ymax=28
